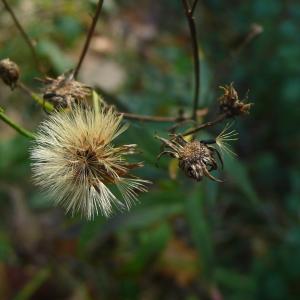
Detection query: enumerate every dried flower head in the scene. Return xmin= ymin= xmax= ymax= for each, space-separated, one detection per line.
xmin=156 ymin=135 xmax=222 ymax=182
xmin=41 ymin=72 xmax=91 ymax=109
xmin=30 ymin=106 xmax=149 ymax=219
xmin=0 ymin=58 xmax=20 ymax=89
xmin=219 ymin=83 xmax=252 ymax=117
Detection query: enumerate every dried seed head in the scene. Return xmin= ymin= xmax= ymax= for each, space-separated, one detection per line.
xmin=41 ymin=72 xmax=91 ymax=109
xmin=219 ymin=83 xmax=252 ymax=117
xmin=156 ymin=135 xmax=222 ymax=182
xmin=30 ymin=106 xmax=149 ymax=219
xmin=0 ymin=58 xmax=20 ymax=89
xmin=178 ymin=141 xmax=220 ymax=182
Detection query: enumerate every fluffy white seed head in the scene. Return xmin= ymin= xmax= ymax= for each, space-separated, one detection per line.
xmin=30 ymin=106 xmax=149 ymax=220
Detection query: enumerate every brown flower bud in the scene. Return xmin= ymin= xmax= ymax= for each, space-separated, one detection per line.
xmin=219 ymin=83 xmax=252 ymax=117
xmin=156 ymin=135 xmax=222 ymax=182
xmin=0 ymin=58 xmax=20 ymax=89
xmin=41 ymin=72 xmax=91 ymax=109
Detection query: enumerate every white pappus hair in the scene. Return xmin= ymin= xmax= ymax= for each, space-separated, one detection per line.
xmin=30 ymin=106 xmax=149 ymax=220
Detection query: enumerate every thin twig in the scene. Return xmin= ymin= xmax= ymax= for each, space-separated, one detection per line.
xmin=1 ymin=0 xmax=43 ymax=73
xmin=231 ymin=23 xmax=263 ymax=56
xmin=0 ymin=106 xmax=35 ymax=139
xmin=182 ymin=113 xmax=227 ymax=136
xmin=182 ymin=0 xmax=200 ymax=120
xmin=191 ymin=0 xmax=199 ymax=15
xmin=213 ymin=23 xmax=263 ymax=87
xmin=120 ymin=108 xmax=207 ymax=123
xmin=74 ymin=0 xmax=104 ymax=78
xmin=121 ymin=112 xmax=188 ymax=123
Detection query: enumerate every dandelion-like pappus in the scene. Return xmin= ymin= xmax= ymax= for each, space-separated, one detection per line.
xmin=30 ymin=106 xmax=149 ymax=219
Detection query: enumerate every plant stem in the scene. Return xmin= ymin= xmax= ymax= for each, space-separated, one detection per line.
xmin=0 ymin=107 xmax=35 ymax=139
xmin=1 ymin=0 xmax=43 ymax=74
xmin=182 ymin=0 xmax=200 ymax=120
xmin=74 ymin=0 xmax=104 ymax=79
xmin=191 ymin=0 xmax=199 ymax=15
xmin=120 ymin=108 xmax=207 ymax=123
xmin=121 ymin=112 xmax=187 ymax=123
xmin=182 ymin=113 xmax=227 ymax=136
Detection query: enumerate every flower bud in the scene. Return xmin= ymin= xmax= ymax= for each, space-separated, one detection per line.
xmin=219 ymin=83 xmax=252 ymax=117
xmin=0 ymin=58 xmax=20 ymax=89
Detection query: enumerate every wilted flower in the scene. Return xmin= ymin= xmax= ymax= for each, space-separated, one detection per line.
xmin=30 ymin=106 xmax=149 ymax=219
xmin=0 ymin=58 xmax=20 ymax=89
xmin=156 ymin=134 xmax=222 ymax=182
xmin=219 ymin=83 xmax=252 ymax=117
xmin=41 ymin=72 xmax=91 ymax=109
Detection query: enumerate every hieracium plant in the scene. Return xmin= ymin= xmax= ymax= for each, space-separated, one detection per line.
xmin=0 ymin=0 xmax=254 ymax=220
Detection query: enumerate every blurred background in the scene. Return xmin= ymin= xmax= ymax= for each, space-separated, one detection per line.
xmin=0 ymin=0 xmax=299 ymax=299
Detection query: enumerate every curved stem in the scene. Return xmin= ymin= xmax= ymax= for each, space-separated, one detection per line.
xmin=191 ymin=0 xmax=199 ymax=15
xmin=1 ymin=0 xmax=43 ymax=74
xmin=0 ymin=106 xmax=35 ymax=139
xmin=121 ymin=108 xmax=207 ymax=123
xmin=121 ymin=112 xmax=187 ymax=123
xmin=74 ymin=0 xmax=104 ymax=79
xmin=182 ymin=0 xmax=200 ymax=120
xmin=182 ymin=113 xmax=227 ymax=136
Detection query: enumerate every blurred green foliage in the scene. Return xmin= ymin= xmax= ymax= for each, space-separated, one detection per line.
xmin=0 ymin=0 xmax=299 ymax=299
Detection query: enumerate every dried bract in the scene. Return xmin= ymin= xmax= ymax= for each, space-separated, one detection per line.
xmin=219 ymin=83 xmax=252 ymax=117
xmin=156 ymin=135 xmax=222 ymax=182
xmin=41 ymin=72 xmax=91 ymax=109
xmin=0 ymin=58 xmax=20 ymax=89
xmin=30 ymin=106 xmax=149 ymax=219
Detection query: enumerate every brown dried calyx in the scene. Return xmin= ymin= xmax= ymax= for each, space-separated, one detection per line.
xmin=219 ymin=83 xmax=252 ymax=117
xmin=156 ymin=134 xmax=223 ymax=182
xmin=0 ymin=58 xmax=20 ymax=89
xmin=41 ymin=72 xmax=91 ymax=109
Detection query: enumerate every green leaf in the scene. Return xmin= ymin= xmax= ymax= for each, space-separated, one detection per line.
xmin=185 ymin=185 xmax=214 ymax=281
xmin=37 ymin=39 xmax=73 ymax=73
xmin=122 ymin=223 xmax=171 ymax=275
xmin=13 ymin=268 xmax=51 ymax=300
xmin=225 ymin=156 xmax=259 ymax=205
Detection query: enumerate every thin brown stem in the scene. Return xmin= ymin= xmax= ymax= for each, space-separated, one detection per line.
xmin=232 ymin=23 xmax=263 ymax=56
xmin=1 ymin=0 xmax=43 ymax=73
xmin=191 ymin=0 xmax=199 ymax=15
xmin=121 ymin=112 xmax=188 ymax=123
xmin=182 ymin=113 xmax=227 ymax=136
xmin=182 ymin=0 xmax=200 ymax=120
xmin=120 ymin=108 xmax=207 ymax=123
xmin=74 ymin=0 xmax=104 ymax=79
